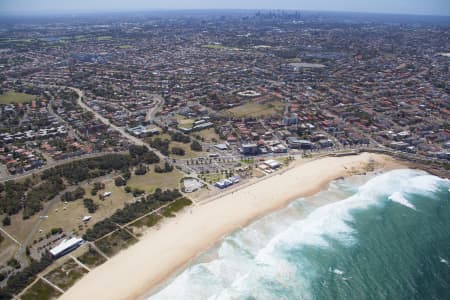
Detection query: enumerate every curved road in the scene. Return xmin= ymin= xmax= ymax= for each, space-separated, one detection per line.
xmin=146 ymin=94 xmax=164 ymax=122
xmin=70 ymin=87 xmax=167 ymax=161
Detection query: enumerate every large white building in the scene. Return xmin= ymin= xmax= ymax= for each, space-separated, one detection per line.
xmin=49 ymin=237 xmax=84 ymax=258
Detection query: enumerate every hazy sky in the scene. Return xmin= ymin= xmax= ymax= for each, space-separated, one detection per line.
xmin=1 ymin=0 xmax=450 ymax=16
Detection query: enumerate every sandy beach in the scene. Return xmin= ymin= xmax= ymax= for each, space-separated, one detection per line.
xmin=61 ymin=153 xmax=405 ymax=300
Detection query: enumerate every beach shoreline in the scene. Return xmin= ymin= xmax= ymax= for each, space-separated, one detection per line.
xmin=60 ymin=153 xmax=407 ymax=300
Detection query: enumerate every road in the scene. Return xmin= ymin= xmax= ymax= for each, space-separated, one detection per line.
xmin=0 ymin=227 xmax=21 ymax=246
xmin=47 ymin=99 xmax=83 ymax=142
xmin=70 ymin=87 xmax=167 ymax=161
xmin=14 ymin=189 xmax=61 ymax=267
xmin=0 ymin=151 xmax=124 ymax=183
xmin=15 ymin=173 xmax=116 ymax=267
xmin=146 ymin=94 xmax=164 ymax=122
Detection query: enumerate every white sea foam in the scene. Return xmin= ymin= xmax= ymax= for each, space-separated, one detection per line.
xmin=389 ymin=192 xmax=416 ymax=210
xmin=407 ymin=173 xmax=448 ymax=194
xmin=332 ymin=268 xmax=345 ymax=275
xmin=149 ymin=169 xmax=447 ymax=300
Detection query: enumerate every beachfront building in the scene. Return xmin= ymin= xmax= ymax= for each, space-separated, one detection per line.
xmin=229 ymin=176 xmax=241 ymax=183
xmin=215 ymin=176 xmax=240 ymax=189
xmin=264 ymin=159 xmax=281 ymax=169
xmin=49 ymin=237 xmax=84 ymax=258
xmin=215 ymin=179 xmax=233 ymax=189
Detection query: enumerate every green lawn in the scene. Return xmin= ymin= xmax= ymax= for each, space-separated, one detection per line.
xmin=161 ymin=198 xmax=192 ymax=217
xmin=199 ymin=173 xmax=228 ymax=184
xmin=97 ymin=36 xmax=113 ymax=41
xmin=0 ymin=91 xmax=36 ymax=104
xmin=226 ymin=100 xmax=284 ymax=118
xmin=170 ymin=141 xmax=205 ymax=159
xmin=0 ymin=38 xmax=33 ymax=43
xmin=194 ymin=128 xmax=222 ymax=143
xmin=127 ymin=169 xmax=184 ymax=194
xmin=176 ymin=115 xmax=195 ymax=128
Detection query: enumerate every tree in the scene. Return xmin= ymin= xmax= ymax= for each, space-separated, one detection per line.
xmin=134 ymin=164 xmax=148 ymax=176
xmin=132 ymin=188 xmax=145 ymax=197
xmin=50 ymin=227 xmax=63 ymax=235
xmin=171 ymin=132 xmax=191 ymax=143
xmin=171 ymin=147 xmax=185 ymax=156
xmin=190 ymin=140 xmax=203 ymax=152
xmin=61 ymin=187 xmax=85 ymax=202
xmin=91 ymin=182 xmax=105 ymax=196
xmin=0 ymin=253 xmax=53 ymax=297
xmin=148 ymin=138 xmax=170 ymax=156
xmin=122 ymin=170 xmax=131 ymax=180
xmin=115 ymin=177 xmax=126 ymax=187
xmin=2 ymin=216 xmax=10 ymax=226
xmin=7 ymin=258 xmax=20 ymax=269
xmin=83 ymin=198 xmax=99 ymax=213
xmin=154 ymin=162 xmax=174 ymax=173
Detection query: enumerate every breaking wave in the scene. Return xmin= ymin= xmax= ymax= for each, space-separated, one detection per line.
xmin=149 ymin=169 xmax=450 ymax=300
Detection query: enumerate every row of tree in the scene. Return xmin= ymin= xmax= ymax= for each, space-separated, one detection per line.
xmin=170 ymin=132 xmax=191 ymax=143
xmin=23 ymin=177 xmax=64 ymax=219
xmin=0 ymin=146 xmax=161 ymax=222
xmin=0 ymin=254 xmax=54 ymax=299
xmin=41 ymin=154 xmax=132 ymax=184
xmin=154 ymin=162 xmax=174 ymax=173
xmin=61 ymin=187 xmax=85 ymax=202
xmin=149 ymin=137 xmax=170 ymax=156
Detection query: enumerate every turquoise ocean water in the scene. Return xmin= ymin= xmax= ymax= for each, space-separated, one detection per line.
xmin=149 ymin=169 xmax=450 ymax=300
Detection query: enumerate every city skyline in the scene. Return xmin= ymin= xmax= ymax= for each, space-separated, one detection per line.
xmin=1 ymin=0 xmax=450 ymax=16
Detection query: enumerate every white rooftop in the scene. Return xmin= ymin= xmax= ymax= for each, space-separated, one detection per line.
xmin=49 ymin=237 xmax=83 ymax=257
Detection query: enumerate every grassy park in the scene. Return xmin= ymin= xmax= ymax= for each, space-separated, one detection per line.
xmin=36 ymin=180 xmax=134 ymax=241
xmin=170 ymin=140 xmax=205 ymax=159
xmin=226 ymin=100 xmax=284 ymax=118
xmin=0 ymin=91 xmax=36 ymax=104
xmin=118 ymin=45 xmax=133 ymax=49
xmin=194 ymin=128 xmax=222 ymax=143
xmin=176 ymin=115 xmax=195 ymax=128
xmin=127 ymin=169 xmax=184 ymax=194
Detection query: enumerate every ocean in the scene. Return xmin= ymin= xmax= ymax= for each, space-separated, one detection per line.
xmin=149 ymin=169 xmax=450 ymax=300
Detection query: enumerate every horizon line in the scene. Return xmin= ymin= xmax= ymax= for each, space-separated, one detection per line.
xmin=1 ymin=8 xmax=449 ymax=18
